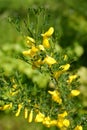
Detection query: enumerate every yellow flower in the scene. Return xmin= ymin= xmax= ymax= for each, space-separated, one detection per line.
xmin=41 ymin=27 xmax=54 ymax=37
xmin=0 ymin=103 xmax=12 ymax=110
xmin=50 ymin=120 xmax=57 ymax=126
xmin=71 ymin=90 xmax=80 ymax=96
xmin=15 ymin=104 xmax=22 ymax=117
xmin=74 ymin=125 xmax=83 ymax=130
xmin=64 ymin=55 xmax=68 ymax=60
xmin=53 ymin=70 xmax=63 ymax=80
xmin=33 ymin=59 xmax=43 ymax=68
xmin=63 ymin=119 xmax=70 ymax=127
xmin=38 ymin=45 xmax=45 ymax=51
xmin=43 ymin=116 xmax=51 ymax=128
xmin=25 ymin=36 xmax=35 ymax=46
xmin=48 ymin=90 xmax=62 ymax=104
xmin=58 ymin=111 xmax=68 ymax=118
xmin=57 ymin=119 xmax=64 ymax=128
xmin=53 ymin=64 xmax=70 ymax=79
xmin=44 ymin=55 xmax=57 ymax=66
xmin=57 ymin=117 xmax=70 ymax=128
xmin=60 ymin=64 xmax=70 ymax=71
xmin=42 ymin=38 xmax=50 ymax=48
xmin=24 ymin=108 xmax=28 ymax=119
xmin=23 ymin=46 xmax=38 ymax=57
xmin=28 ymin=109 xmax=33 ymax=123
xmin=10 ymin=90 xmax=19 ymax=96
xmin=67 ymin=75 xmax=77 ymax=83
xmin=35 ymin=111 xmax=45 ymax=122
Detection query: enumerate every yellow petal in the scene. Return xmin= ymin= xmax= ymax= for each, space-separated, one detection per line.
xmin=35 ymin=111 xmax=45 ymax=122
xmin=41 ymin=27 xmax=54 ymax=37
xmin=53 ymin=70 xmax=63 ymax=80
xmin=74 ymin=125 xmax=83 ymax=130
xmin=44 ymin=55 xmax=57 ymax=65
xmin=60 ymin=64 xmax=70 ymax=71
xmin=23 ymin=46 xmax=38 ymax=57
xmin=48 ymin=90 xmax=59 ymax=96
xmin=58 ymin=111 xmax=68 ymax=118
xmin=2 ymin=103 xmax=12 ymax=110
xmin=22 ymin=50 xmax=31 ymax=56
xmin=38 ymin=45 xmax=45 ymax=51
xmin=33 ymin=59 xmax=43 ymax=68
xmin=71 ymin=90 xmax=80 ymax=96
xmin=63 ymin=119 xmax=70 ymax=127
xmin=67 ymin=75 xmax=77 ymax=83
xmin=42 ymin=38 xmax=50 ymax=48
xmin=15 ymin=109 xmax=20 ymax=117
xmin=31 ymin=46 xmax=38 ymax=52
xmin=25 ymin=36 xmax=35 ymax=46
xmin=64 ymin=55 xmax=68 ymax=60
xmin=15 ymin=104 xmax=22 ymax=117
xmin=50 ymin=120 xmax=57 ymax=126
xmin=28 ymin=110 xmax=33 ymax=123
xmin=43 ymin=116 xmax=51 ymax=128
xmin=48 ymin=90 xmax=62 ymax=104
xmin=57 ymin=119 xmax=64 ymax=128
xmin=24 ymin=108 xmax=28 ymax=119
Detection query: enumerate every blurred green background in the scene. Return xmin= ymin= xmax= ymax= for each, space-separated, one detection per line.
xmin=0 ymin=0 xmax=87 ymax=129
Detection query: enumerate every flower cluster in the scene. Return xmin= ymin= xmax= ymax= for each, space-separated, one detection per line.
xmin=22 ymin=27 xmax=82 ymax=129
xmin=35 ymin=111 xmax=70 ymax=128
xmin=22 ymin=27 xmax=80 ymax=98
xmin=0 ymin=27 xmax=83 ymax=130
xmin=23 ymin=27 xmax=56 ymax=68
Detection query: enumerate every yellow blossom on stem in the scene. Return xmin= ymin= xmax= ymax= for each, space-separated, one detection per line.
xmin=57 ymin=118 xmax=64 ymax=128
xmin=48 ymin=90 xmax=62 ymax=104
xmin=71 ymin=90 xmax=80 ymax=96
xmin=57 ymin=118 xmax=70 ymax=128
xmin=74 ymin=125 xmax=83 ymax=130
xmin=33 ymin=59 xmax=43 ymax=68
xmin=25 ymin=36 xmax=35 ymax=46
xmin=15 ymin=104 xmax=22 ymax=117
xmin=22 ymin=50 xmax=30 ymax=56
xmin=53 ymin=64 xmax=70 ymax=80
xmin=41 ymin=27 xmax=54 ymax=37
xmin=0 ymin=103 xmax=12 ymax=110
xmin=35 ymin=111 xmax=45 ymax=122
xmin=67 ymin=75 xmax=78 ymax=83
xmin=63 ymin=119 xmax=70 ymax=127
xmin=53 ymin=70 xmax=63 ymax=80
xmin=23 ymin=46 xmax=38 ymax=57
xmin=28 ymin=109 xmax=33 ymax=123
xmin=64 ymin=55 xmax=68 ymax=60
xmin=50 ymin=120 xmax=57 ymax=126
xmin=38 ymin=44 xmax=45 ymax=51
xmin=58 ymin=111 xmax=68 ymax=118
xmin=24 ymin=108 xmax=28 ymax=119
xmin=42 ymin=116 xmax=51 ymax=128
xmin=43 ymin=55 xmax=57 ymax=66
xmin=42 ymin=38 xmax=50 ymax=48
xmin=60 ymin=64 xmax=70 ymax=71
